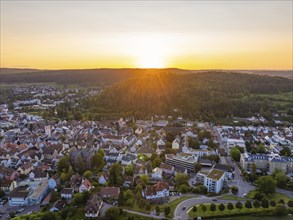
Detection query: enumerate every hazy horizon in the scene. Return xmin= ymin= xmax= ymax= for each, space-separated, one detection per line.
xmin=1 ymin=1 xmax=292 ymax=70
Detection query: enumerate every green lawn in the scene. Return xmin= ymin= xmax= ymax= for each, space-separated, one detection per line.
xmin=122 ymin=196 xmax=193 ymax=218
xmin=247 ymin=191 xmax=292 ymax=203
xmin=219 ymin=195 xmax=246 ymax=201
xmin=188 ymin=203 xmax=274 ymax=218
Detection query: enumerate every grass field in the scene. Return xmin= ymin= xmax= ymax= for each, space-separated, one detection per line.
xmin=122 ymin=196 xmax=193 ymax=218
xmin=219 ymin=195 xmax=246 ymax=201
xmin=247 ymin=191 xmax=292 ymax=203
xmin=188 ymin=203 xmax=274 ymax=219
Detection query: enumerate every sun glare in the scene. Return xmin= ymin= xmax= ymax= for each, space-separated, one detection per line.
xmin=130 ymin=34 xmax=168 ymax=68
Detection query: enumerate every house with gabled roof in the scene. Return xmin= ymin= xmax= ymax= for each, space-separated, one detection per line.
xmin=79 ymin=178 xmax=92 ymax=193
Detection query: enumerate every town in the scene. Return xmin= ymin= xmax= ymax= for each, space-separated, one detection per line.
xmin=0 ymin=87 xmax=292 ymax=220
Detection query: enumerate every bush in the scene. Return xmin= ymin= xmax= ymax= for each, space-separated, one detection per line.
xmin=219 ymin=203 xmax=225 ymax=211
xmin=253 ymin=192 xmax=264 ymax=201
xmin=155 ymin=206 xmax=160 ymax=215
xmin=278 ymin=199 xmax=285 ymax=204
xmin=270 ymin=200 xmax=276 ymax=207
xmin=245 ymin=200 xmax=252 ymax=208
xmin=105 ymin=207 xmax=120 ymax=220
xmin=146 ymin=203 xmax=151 ymax=211
xmin=210 ymin=203 xmax=216 ymax=211
xmin=192 ymin=206 xmax=197 ymax=212
xmin=272 ymin=204 xmax=288 ymax=216
xmin=253 ymin=200 xmax=260 ymax=208
xmin=261 ymin=198 xmax=269 ymax=208
xmin=231 ymin=186 xmax=238 ymax=195
xmin=201 ymin=204 xmax=207 ymax=212
xmin=235 ymin=201 xmax=242 ymax=209
xmin=288 ymin=200 xmax=293 ymax=207
xmin=164 ymin=206 xmax=171 ymax=217
xmin=227 ymin=203 xmax=234 ymax=210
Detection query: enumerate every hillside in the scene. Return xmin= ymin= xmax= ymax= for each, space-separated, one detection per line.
xmin=84 ymin=72 xmax=293 ymax=120
xmin=1 ymin=68 xmax=292 ymax=86
xmin=0 ymin=68 xmax=189 ymax=86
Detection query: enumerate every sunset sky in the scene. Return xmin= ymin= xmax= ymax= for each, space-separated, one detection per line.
xmin=1 ymin=1 xmax=292 ymax=70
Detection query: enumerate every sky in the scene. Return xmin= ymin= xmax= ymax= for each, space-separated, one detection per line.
xmin=0 ymin=1 xmax=292 ymax=70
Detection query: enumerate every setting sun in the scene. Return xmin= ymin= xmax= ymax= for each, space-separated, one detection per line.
xmin=130 ymin=34 xmax=168 ymax=68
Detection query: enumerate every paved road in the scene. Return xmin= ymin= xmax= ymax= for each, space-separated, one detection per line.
xmin=276 ymin=188 xmax=293 ymax=199
xmin=0 ymin=203 xmax=41 ymax=220
xmin=174 ymin=196 xmax=244 ymax=220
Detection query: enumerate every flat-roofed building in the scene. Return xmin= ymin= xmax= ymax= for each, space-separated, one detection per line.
xmin=204 ymin=169 xmax=225 ymax=193
xmin=165 ymin=153 xmax=198 ymax=172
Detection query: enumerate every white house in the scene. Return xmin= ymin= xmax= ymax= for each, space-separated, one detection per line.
xmin=79 ymin=179 xmax=92 ymax=193
xmin=151 ymin=168 xmax=163 ymax=180
xmin=172 ymin=138 xmax=180 ymax=150
xmin=204 ymin=169 xmax=225 ymax=193
xmin=98 ymin=172 xmax=109 ymax=185
xmin=143 ymin=181 xmax=169 ymax=200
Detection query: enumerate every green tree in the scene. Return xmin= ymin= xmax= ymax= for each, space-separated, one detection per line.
xmin=109 ymin=163 xmax=123 ymax=186
xmin=201 ymin=204 xmax=207 ymax=212
xmin=175 ymin=172 xmax=189 ymax=187
xmin=83 ymin=170 xmax=93 ymax=179
xmin=253 ymin=200 xmax=260 ymax=208
xmin=274 ymin=172 xmax=289 ymax=188
xmin=91 ymin=152 xmax=105 ymax=171
xmin=152 ymin=157 xmax=162 ymax=168
xmin=256 ymin=144 xmax=266 ymax=154
xmin=155 ymin=206 xmax=160 ymax=215
xmin=256 ymin=176 xmax=276 ymax=195
xmin=230 ymin=147 xmax=241 ymax=161
xmin=219 ymin=203 xmax=225 ymax=211
xmin=57 ymin=155 xmax=69 ymax=172
xmin=105 ymin=207 xmax=120 ymax=220
xmin=287 ymin=200 xmax=293 ymax=207
xmin=164 ymin=206 xmax=171 ymax=217
xmin=192 ymin=206 xmax=197 ymax=212
xmin=261 ymin=198 xmax=269 ymax=208
xmin=210 ymin=203 xmax=216 ymax=211
xmin=227 ymin=203 xmax=234 ymax=210
xmin=245 ymin=200 xmax=252 ymax=208
xmin=253 ymin=192 xmax=264 ymax=201
xmin=231 ymin=186 xmax=238 ymax=195
xmin=270 ymin=200 xmax=276 ymax=207
xmin=77 ymin=155 xmax=85 ymax=174
xmin=124 ymin=190 xmax=135 ymax=207
xmin=250 ymin=163 xmax=258 ymax=182
xmin=140 ymin=174 xmax=149 ymax=185
xmin=194 ymin=163 xmax=202 ymax=173
xmin=137 ymin=198 xmax=147 ymax=209
xmin=146 ymin=203 xmax=151 ymax=211
xmin=235 ymin=201 xmax=242 ymax=209
xmin=125 ymin=164 xmax=134 ymax=176
xmin=280 ymin=147 xmax=291 ymax=156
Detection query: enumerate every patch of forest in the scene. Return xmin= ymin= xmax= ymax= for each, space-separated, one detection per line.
xmin=84 ymin=72 xmax=293 ymax=120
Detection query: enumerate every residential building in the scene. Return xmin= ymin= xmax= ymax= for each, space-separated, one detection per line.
xmin=204 ymin=169 xmax=225 ymax=193
xmin=165 ymin=153 xmax=198 ymax=172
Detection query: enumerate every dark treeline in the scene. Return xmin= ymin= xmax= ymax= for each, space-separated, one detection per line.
xmin=84 ymin=72 xmax=293 ymax=120
xmin=0 ymin=68 xmax=189 ymax=86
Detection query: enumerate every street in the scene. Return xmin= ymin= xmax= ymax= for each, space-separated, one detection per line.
xmin=174 ymin=195 xmax=246 ymax=220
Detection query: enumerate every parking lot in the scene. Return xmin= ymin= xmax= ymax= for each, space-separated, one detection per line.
xmin=0 ymin=202 xmax=41 ymax=219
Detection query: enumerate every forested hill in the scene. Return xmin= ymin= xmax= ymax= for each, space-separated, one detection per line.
xmin=1 ymin=68 xmax=292 ymax=85
xmin=0 ymin=68 xmax=189 ymax=86
xmin=84 ymin=72 xmax=293 ymax=120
